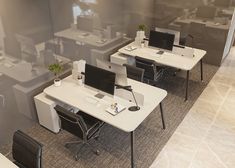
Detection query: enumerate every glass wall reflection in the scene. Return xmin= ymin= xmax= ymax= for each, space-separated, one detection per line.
xmin=0 ymin=0 xmax=234 ymax=145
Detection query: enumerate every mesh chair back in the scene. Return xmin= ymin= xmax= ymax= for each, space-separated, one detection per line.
xmin=123 ymin=64 xmax=144 ymax=82
xmin=54 ymin=105 xmax=86 ymax=139
xmin=135 ymin=56 xmax=156 ymax=81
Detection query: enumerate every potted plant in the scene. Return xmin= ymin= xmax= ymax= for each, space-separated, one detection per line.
xmin=135 ymin=24 xmax=147 ymax=46
xmin=48 ymin=63 xmax=63 ymax=87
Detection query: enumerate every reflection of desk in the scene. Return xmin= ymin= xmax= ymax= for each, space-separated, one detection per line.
xmin=0 ymin=54 xmax=70 ymax=84
xmin=0 ymin=153 xmax=18 ymax=168
xmin=174 ymin=18 xmax=230 ymax=30
xmin=55 ymin=28 xmax=122 ymax=48
xmin=172 ymin=17 xmax=232 ymax=65
xmin=44 ymin=75 xmax=167 ymax=168
xmin=0 ymin=53 xmax=71 ymax=121
xmin=118 ymin=42 xmax=206 ymax=101
xmin=0 ymin=55 xmax=48 ymax=83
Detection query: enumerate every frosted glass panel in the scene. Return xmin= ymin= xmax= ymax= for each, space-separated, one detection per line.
xmin=0 ymin=0 xmax=234 ymax=145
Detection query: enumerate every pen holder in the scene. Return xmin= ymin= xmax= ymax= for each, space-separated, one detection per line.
xmin=77 ymin=74 xmax=83 ymax=86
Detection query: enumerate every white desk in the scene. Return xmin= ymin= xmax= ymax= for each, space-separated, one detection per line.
xmin=118 ymin=42 xmax=206 ymax=101
xmin=0 ymin=153 xmax=18 ymax=168
xmin=44 ymin=75 xmax=167 ymax=168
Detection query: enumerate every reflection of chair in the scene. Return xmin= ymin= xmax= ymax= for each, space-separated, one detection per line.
xmin=12 ymin=130 xmax=43 ymax=168
xmin=15 ymin=34 xmax=38 ymax=63
xmin=54 ymin=105 xmax=104 ymax=160
xmin=135 ymin=56 xmax=164 ymax=84
xmin=186 ymin=22 xmax=206 ymax=49
xmin=123 ymin=64 xmax=144 ymax=82
xmin=0 ymin=94 xmax=5 ymax=107
xmin=0 ymin=73 xmax=5 ymax=108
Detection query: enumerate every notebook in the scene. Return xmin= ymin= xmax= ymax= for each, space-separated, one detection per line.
xmin=106 ymin=104 xmax=126 ymax=116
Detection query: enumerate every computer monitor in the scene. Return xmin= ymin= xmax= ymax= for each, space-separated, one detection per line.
xmin=155 ymin=27 xmax=180 ymax=45
xmin=148 ymin=30 xmax=175 ymax=51
xmin=85 ymin=64 xmax=116 ymax=98
xmin=96 ymin=59 xmax=128 ymax=86
xmin=214 ymin=0 xmax=231 ymax=7
xmin=196 ymin=6 xmax=217 ymax=19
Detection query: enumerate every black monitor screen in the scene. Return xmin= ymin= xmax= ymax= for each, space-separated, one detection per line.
xmin=196 ymin=6 xmax=217 ymax=19
xmin=214 ymin=0 xmax=231 ymax=7
xmin=85 ymin=64 xmax=116 ymax=95
xmin=148 ymin=30 xmax=175 ymax=51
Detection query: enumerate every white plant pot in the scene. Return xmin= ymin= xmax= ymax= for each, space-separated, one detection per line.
xmin=54 ymin=79 xmax=61 ymax=87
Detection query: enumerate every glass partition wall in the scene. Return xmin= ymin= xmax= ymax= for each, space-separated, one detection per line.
xmin=0 ymin=0 xmax=234 ymax=146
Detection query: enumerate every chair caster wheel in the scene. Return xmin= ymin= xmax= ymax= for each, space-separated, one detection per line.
xmin=95 ymin=137 xmax=99 ymax=141
xmin=95 ymin=150 xmax=100 ymax=155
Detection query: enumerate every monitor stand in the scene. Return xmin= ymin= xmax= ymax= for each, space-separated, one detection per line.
xmin=95 ymin=93 xmax=105 ymax=99
xmin=157 ymin=50 xmax=164 ymax=55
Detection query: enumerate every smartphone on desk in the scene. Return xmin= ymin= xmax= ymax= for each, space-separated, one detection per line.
xmin=157 ymin=51 xmax=164 ymax=55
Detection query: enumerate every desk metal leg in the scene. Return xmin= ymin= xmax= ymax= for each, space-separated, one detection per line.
xmin=131 ymin=131 xmax=135 ymax=168
xmin=159 ymin=102 xmax=166 ymax=129
xmin=185 ymin=71 xmax=190 ymax=101
xmin=200 ymin=59 xmax=203 ymax=81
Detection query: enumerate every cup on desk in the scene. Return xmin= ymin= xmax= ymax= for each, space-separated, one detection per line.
xmin=141 ymin=41 xmax=145 ymax=48
xmin=76 ymin=74 xmax=83 ymax=86
xmin=144 ymin=40 xmax=149 ymax=47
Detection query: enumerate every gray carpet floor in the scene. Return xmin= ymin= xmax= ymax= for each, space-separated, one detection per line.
xmin=0 ymin=63 xmax=218 ymax=168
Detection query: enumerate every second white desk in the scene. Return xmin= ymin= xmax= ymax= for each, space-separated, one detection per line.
xmin=118 ymin=42 xmax=206 ymax=101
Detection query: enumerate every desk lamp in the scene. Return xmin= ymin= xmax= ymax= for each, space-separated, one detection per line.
xmin=115 ymin=85 xmax=140 ymax=112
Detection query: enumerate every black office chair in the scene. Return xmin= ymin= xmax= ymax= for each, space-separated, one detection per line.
xmin=135 ymin=56 xmax=164 ymax=84
xmin=12 ymin=130 xmax=43 ymax=168
xmin=54 ymin=105 xmax=104 ymax=160
xmin=123 ymin=64 xmax=145 ymax=82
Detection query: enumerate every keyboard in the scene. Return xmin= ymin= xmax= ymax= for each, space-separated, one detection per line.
xmin=85 ymin=96 xmax=99 ymax=104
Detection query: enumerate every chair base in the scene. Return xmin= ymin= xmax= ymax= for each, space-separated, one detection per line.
xmin=128 ymin=106 xmax=140 ymax=112
xmin=65 ymin=134 xmax=101 ymax=161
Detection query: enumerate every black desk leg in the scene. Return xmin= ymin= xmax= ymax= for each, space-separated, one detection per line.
xmin=159 ymin=102 xmax=166 ymax=129
xmin=200 ymin=59 xmax=203 ymax=81
xmin=131 ymin=131 xmax=135 ymax=168
xmin=185 ymin=71 xmax=190 ymax=101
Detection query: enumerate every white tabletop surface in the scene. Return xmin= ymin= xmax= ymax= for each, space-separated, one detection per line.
xmin=0 ymin=153 xmax=18 ymax=168
xmin=55 ymin=28 xmax=122 ymax=48
xmin=118 ymin=42 xmax=206 ymax=71
xmin=44 ymin=75 xmax=167 ymax=132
